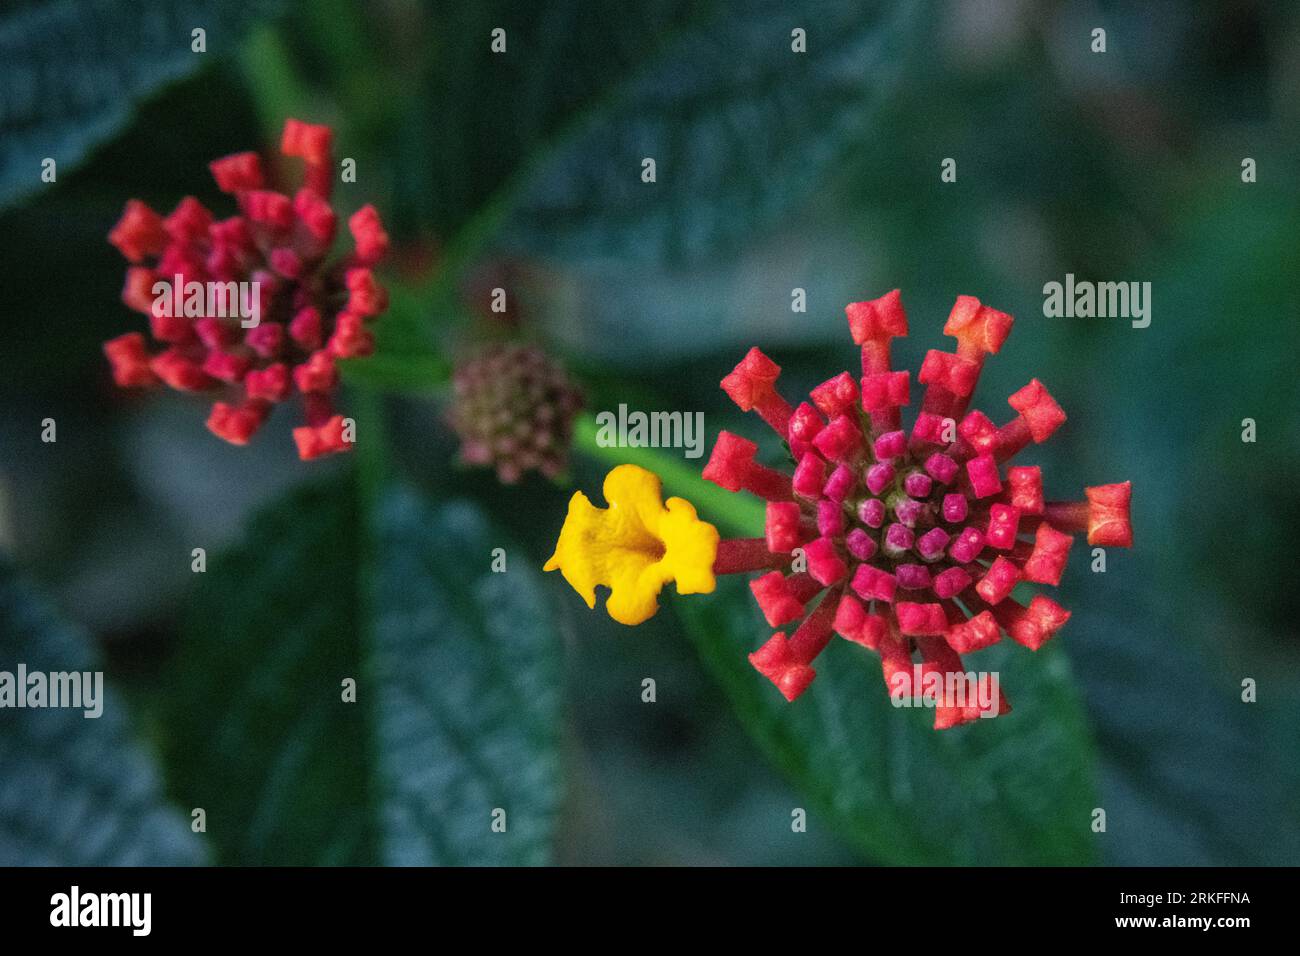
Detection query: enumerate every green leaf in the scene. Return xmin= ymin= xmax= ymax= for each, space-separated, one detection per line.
xmin=158 ymin=478 xmax=563 ymax=865
xmin=159 ymin=480 xmax=371 ymax=864
xmin=404 ymin=0 xmax=706 ymax=242
xmin=512 ymin=219 xmax=877 ymax=367
xmin=496 ymin=0 xmax=928 ymax=267
xmin=481 ymin=0 xmax=930 ymax=364
xmin=1069 ymin=584 xmax=1300 ymax=866
xmin=368 ymin=492 xmax=562 ymax=865
xmin=374 ymin=1 xmax=927 ymax=363
xmin=677 ymin=577 xmax=1099 ymax=865
xmin=0 ymin=0 xmax=281 ymax=212
xmin=0 ymin=562 xmax=204 ymax=865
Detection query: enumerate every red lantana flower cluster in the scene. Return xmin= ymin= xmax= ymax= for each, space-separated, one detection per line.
xmin=103 ymin=118 xmax=390 ymax=460
xmin=703 ymin=291 xmax=1133 ymax=728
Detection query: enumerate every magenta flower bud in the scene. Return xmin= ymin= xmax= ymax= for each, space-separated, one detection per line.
xmin=949 ymin=526 xmax=985 ymax=564
xmin=924 ymin=452 xmax=959 ymax=485
xmin=966 ymin=452 xmax=1002 ymax=498
xmin=809 ymin=371 xmax=860 ymax=418
xmin=911 ymin=411 xmax=949 ymax=446
xmin=823 ymin=463 xmax=855 ymax=502
xmin=896 ymin=600 xmax=947 ymax=636
xmin=765 ymin=501 xmax=802 ymax=553
xmin=958 ymin=409 xmax=998 ymax=455
xmin=851 ymin=563 xmax=896 ymax=603
xmin=846 ymin=528 xmax=877 ymax=560
xmin=865 ymin=461 xmax=895 ymax=495
xmin=896 ymin=563 xmax=932 ymax=590
xmin=805 ymin=536 xmax=849 ymax=587
xmin=873 ymin=429 xmax=906 ymax=460
xmin=917 ymin=526 xmax=950 ymax=561
xmin=942 ymin=492 xmax=968 ymax=523
xmin=893 ymin=496 xmax=924 ymax=528
xmin=812 ymin=413 xmax=863 ymax=462
xmin=975 ymin=555 xmax=1020 ymax=605
xmin=986 ymin=502 xmax=1021 ymax=550
xmin=858 ymin=497 xmax=886 ymax=528
xmin=786 ymin=401 xmax=824 ymax=460
xmin=933 ymin=566 xmax=973 ymax=599
xmin=903 ymin=471 xmax=932 ymax=498
xmin=817 ymin=498 xmax=846 ymax=537
xmin=793 ymin=452 xmax=827 ymax=498
xmin=749 ymin=571 xmax=808 ymax=628
xmin=884 ymin=522 xmax=914 ymax=555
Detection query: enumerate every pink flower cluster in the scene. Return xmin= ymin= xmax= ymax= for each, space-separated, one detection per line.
xmin=703 ymin=291 xmax=1133 ymax=728
xmin=103 ymin=119 xmax=390 ymax=460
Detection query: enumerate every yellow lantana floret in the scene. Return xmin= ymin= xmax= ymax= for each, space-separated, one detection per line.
xmin=544 ymin=464 xmax=719 ymax=625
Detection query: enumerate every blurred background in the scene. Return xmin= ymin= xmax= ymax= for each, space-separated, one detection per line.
xmin=0 ymin=0 xmax=1297 ymax=865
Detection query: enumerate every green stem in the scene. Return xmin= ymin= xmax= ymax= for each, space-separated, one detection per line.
xmin=573 ymin=414 xmax=764 ymax=536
